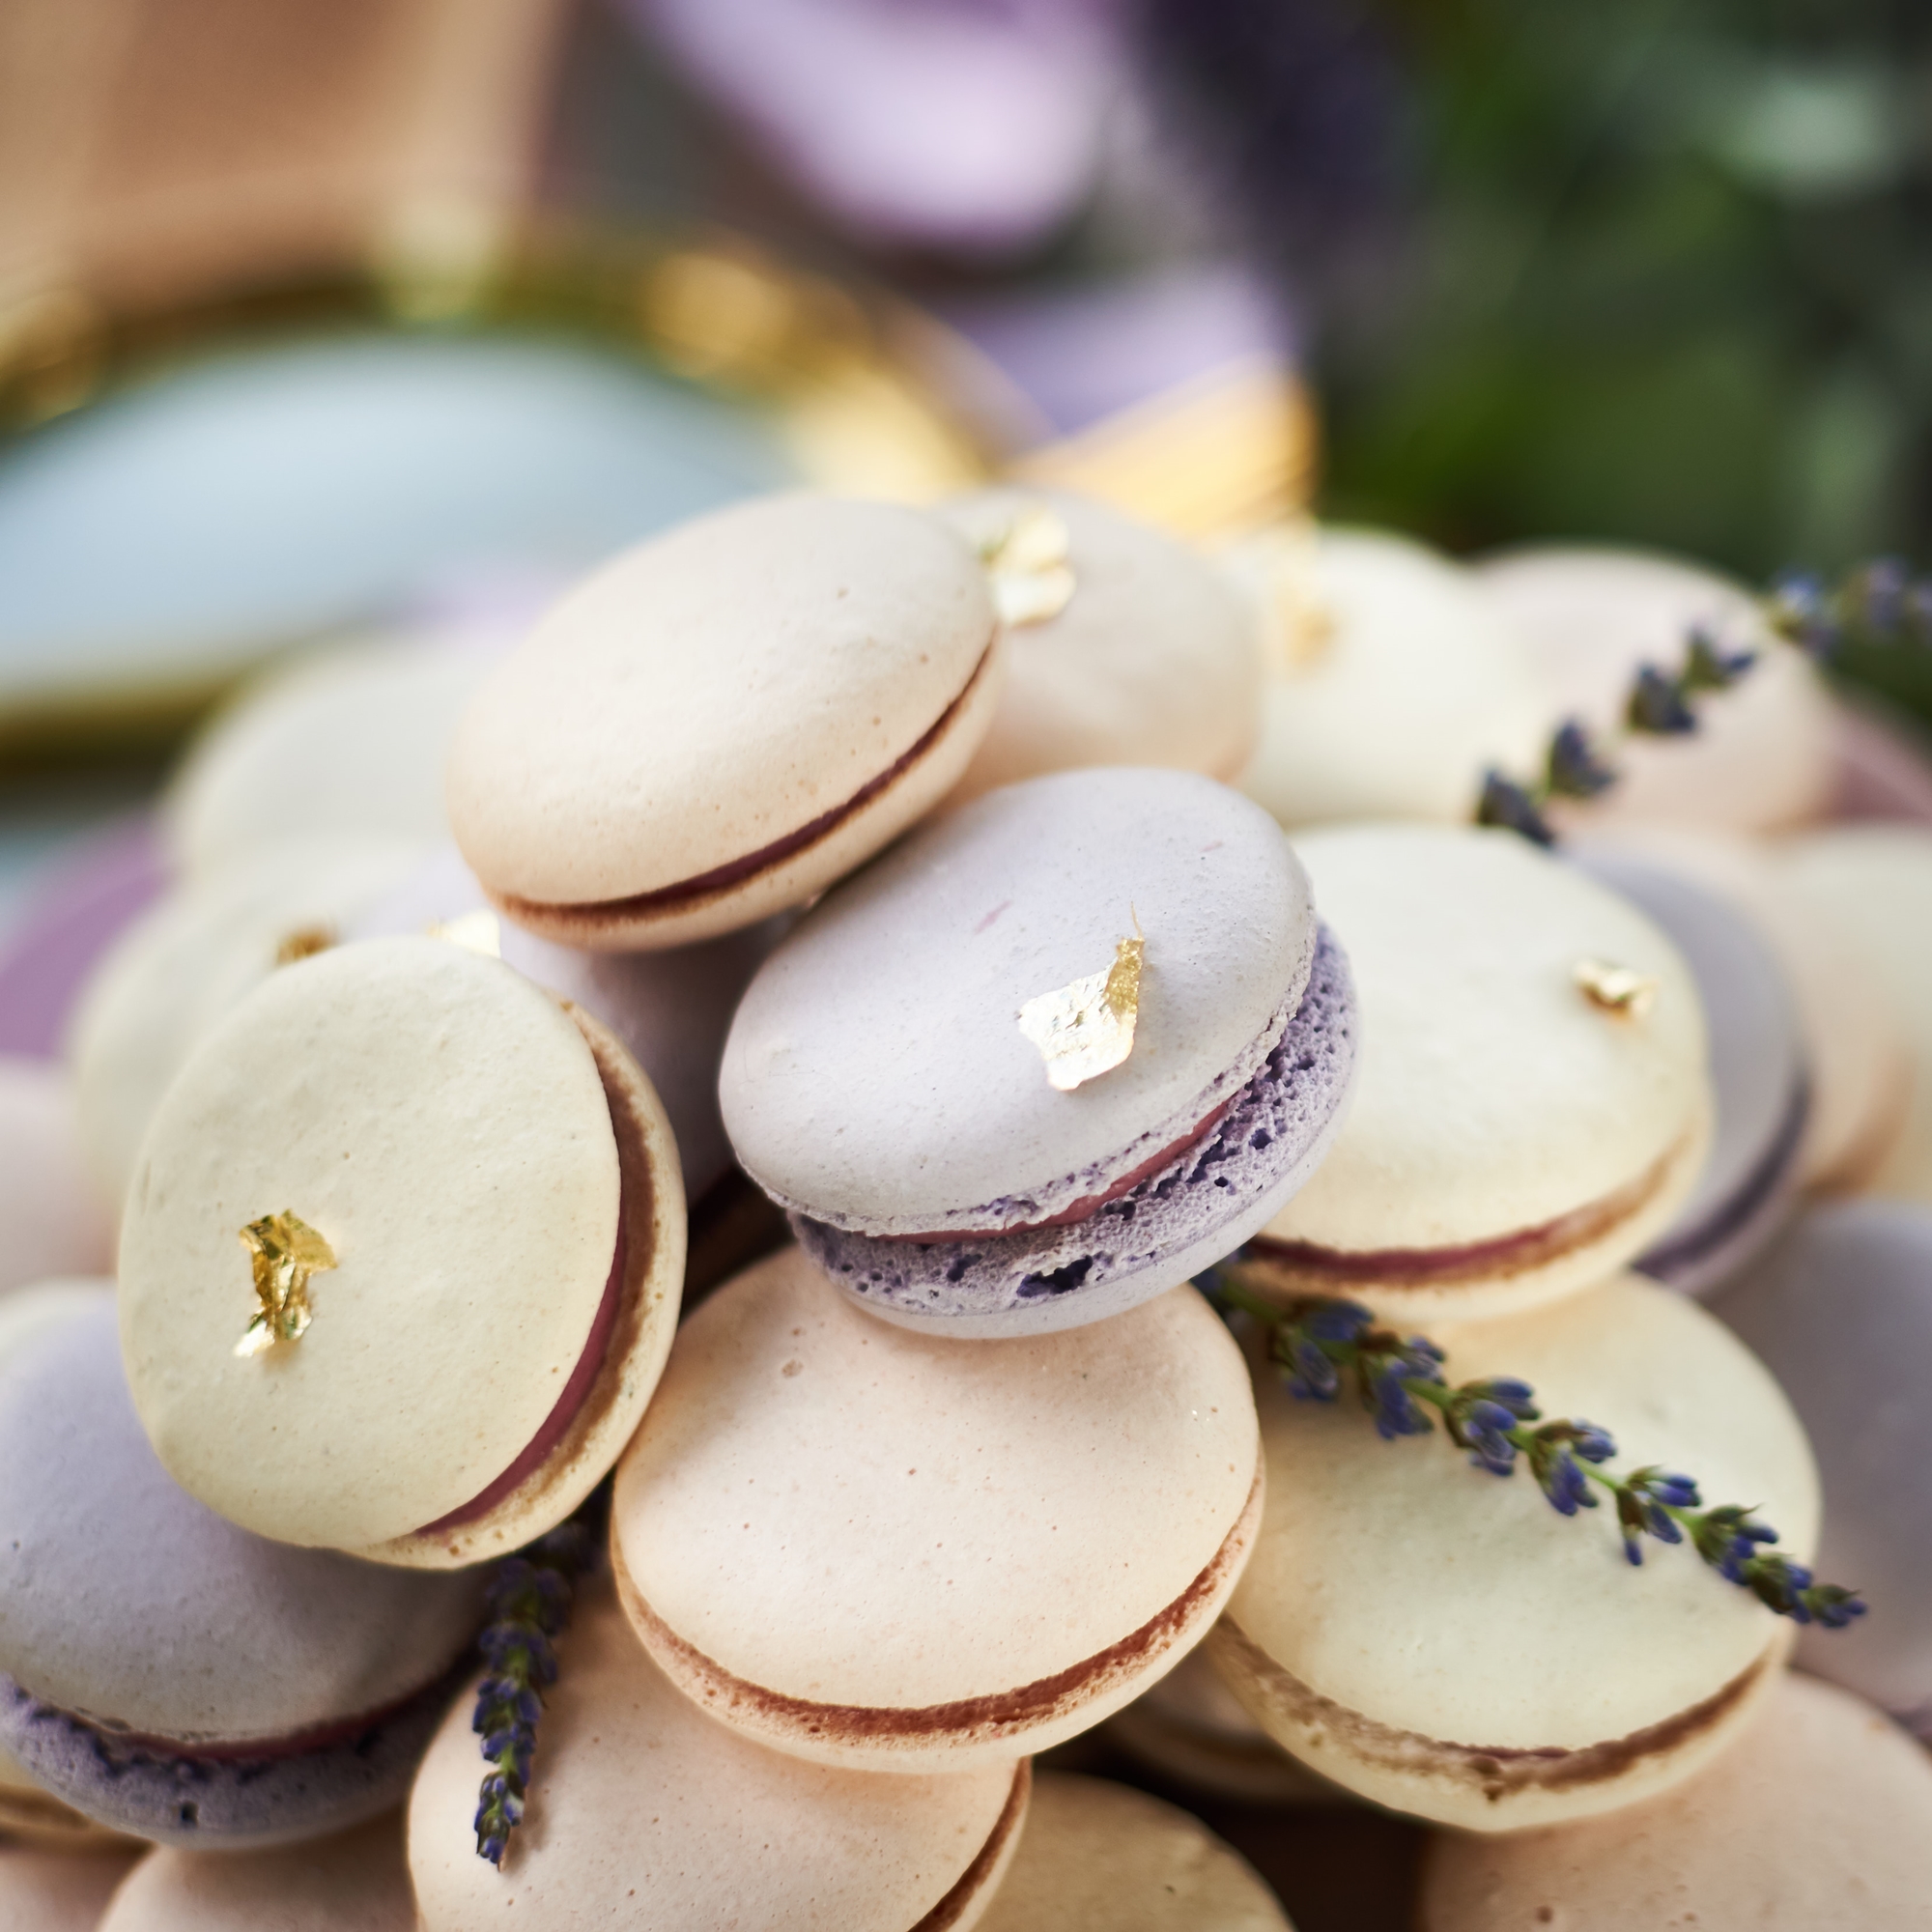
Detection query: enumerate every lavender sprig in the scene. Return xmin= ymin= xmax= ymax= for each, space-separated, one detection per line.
xmin=472 ymin=1515 xmax=598 ymax=1868
xmin=1206 ymin=1273 xmax=1865 ymax=1630
xmin=1767 ymin=556 xmax=1932 ymax=663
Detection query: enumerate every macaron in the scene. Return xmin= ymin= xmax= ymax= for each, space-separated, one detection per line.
xmin=99 ymin=1813 xmax=414 ymax=1932
xmin=1474 ymin=544 xmax=1837 ymax=833
xmin=347 ymin=842 xmax=779 ymax=1200
xmin=976 ymin=1772 xmax=1292 ymax=1932
xmin=938 ymin=488 xmax=1263 ymax=804
xmin=611 ymin=1246 xmax=1262 ymax=1771
xmin=1419 ymin=1672 xmax=1932 ymax=1930
xmin=721 ymin=768 xmax=1357 ymax=1338
xmin=446 ymin=493 xmax=1006 ymax=950
xmin=1777 ymin=827 xmax=1932 ymax=1204
xmin=1211 ymin=1274 xmax=1819 ymax=1831
xmin=0 ymin=1296 xmax=480 ymax=1847
xmin=1711 ymin=1201 xmax=1932 ymax=1732
xmin=1243 ymin=825 xmax=1709 ymax=1323
xmin=0 ymin=1059 xmax=112 ymax=1295
xmin=1831 ymin=695 xmax=1932 ymax=824
xmin=117 ymin=936 xmax=685 ymax=1569
xmin=68 ymin=838 xmax=422 ymax=1214
xmin=1570 ymin=846 xmax=1807 ymax=1293
xmin=409 ymin=1585 xmax=1030 ymax=1931
xmin=1232 ymin=525 xmax=1547 ymax=828
xmin=0 ymin=1843 xmax=140 ymax=1932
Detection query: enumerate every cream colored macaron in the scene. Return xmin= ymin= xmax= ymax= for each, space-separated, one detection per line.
xmin=68 ymin=838 xmax=421 ymax=1215
xmin=118 ymin=936 xmax=685 ymax=1568
xmin=0 ymin=1058 xmax=112 ymax=1294
xmin=976 ymin=1772 xmax=1292 ymax=1931
xmin=99 ymin=1813 xmax=413 ymax=1932
xmin=611 ymin=1246 xmax=1262 ymax=1772
xmin=1420 ymin=1672 xmax=1932 ymax=1929
xmin=1211 ymin=1274 xmax=1818 ymax=1832
xmin=1233 ymin=525 xmax=1546 ymax=828
xmin=1475 ymin=544 xmax=1837 ymax=833
xmin=1244 ymin=825 xmax=1710 ymax=1322
xmin=409 ymin=1586 xmax=1029 ymax=1931
xmin=940 ymin=488 xmax=1263 ymax=803
xmin=447 ymin=493 xmax=1005 ymax=950
xmin=1777 ymin=826 xmax=1932 ymax=1205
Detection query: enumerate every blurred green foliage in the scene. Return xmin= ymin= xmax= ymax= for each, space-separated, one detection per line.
xmin=1321 ymin=0 xmax=1932 ymax=582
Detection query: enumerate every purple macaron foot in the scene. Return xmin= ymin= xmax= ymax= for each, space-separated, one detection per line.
xmin=796 ymin=926 xmax=1356 ymax=1336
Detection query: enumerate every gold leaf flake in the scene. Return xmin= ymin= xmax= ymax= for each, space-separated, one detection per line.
xmin=1018 ymin=921 xmax=1147 ymax=1092
xmin=425 ymin=909 xmax=502 ymax=958
xmin=235 ymin=1211 xmax=337 ymax=1358
xmin=979 ymin=502 xmax=1076 ymax=628
xmin=1574 ymin=958 xmax=1658 ymax=1019
xmin=274 ymin=924 xmax=335 ymax=967
xmin=1255 ymin=518 xmax=1334 ymax=672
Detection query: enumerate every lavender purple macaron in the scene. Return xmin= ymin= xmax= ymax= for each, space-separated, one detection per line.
xmin=720 ymin=767 xmax=1357 ymax=1336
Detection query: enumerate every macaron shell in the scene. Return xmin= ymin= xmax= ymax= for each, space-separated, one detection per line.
xmin=118 ymin=937 xmax=623 ymax=1551
xmin=0 ymin=1843 xmax=141 ymax=1931
xmin=408 ymin=1587 xmax=1029 ymax=1932
xmin=1476 ymin=545 xmax=1836 ymax=833
xmin=1216 ymin=1275 xmax=1818 ymax=1831
xmin=1234 ymin=525 xmax=1546 ymax=828
xmin=0 ymin=1061 xmax=111 ymax=1293
xmin=941 ymin=488 xmax=1263 ymax=802
xmin=611 ymin=1249 xmax=1261 ymax=1770
xmin=99 ymin=1812 xmax=414 ymax=1932
xmin=446 ymin=494 xmax=1001 ymax=914
xmin=1257 ymin=826 xmax=1708 ymax=1319
xmin=1420 ymin=1673 xmax=1932 ymax=1930
xmin=723 ymin=768 xmax=1316 ymax=1235
xmin=975 ymin=1773 xmax=1292 ymax=1931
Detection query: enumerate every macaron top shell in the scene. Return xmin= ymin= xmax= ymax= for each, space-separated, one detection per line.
xmin=0 ymin=1059 xmax=111 ymax=1293
xmin=723 ymin=768 xmax=1314 ymax=1235
xmin=977 ymin=1773 xmax=1292 ymax=1932
xmin=409 ymin=1587 xmax=1026 ymax=1932
xmin=99 ymin=1814 xmax=414 ymax=1932
xmin=0 ymin=1300 xmax=476 ymax=1745
xmin=1421 ymin=1672 xmax=1932 ymax=1932
xmin=1230 ymin=1275 xmax=1817 ymax=1752
xmin=613 ymin=1248 xmax=1258 ymax=1712
xmin=118 ymin=937 xmax=622 ymax=1551
xmin=941 ymin=488 xmax=1263 ymax=800
xmin=1476 ymin=545 xmax=1836 ymax=833
xmin=446 ymin=493 xmax=997 ymax=908
xmin=1263 ymin=825 xmax=1705 ymax=1254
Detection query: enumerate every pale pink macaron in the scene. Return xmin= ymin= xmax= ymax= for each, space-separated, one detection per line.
xmin=0 ymin=1059 xmax=112 ymax=1296
xmin=611 ymin=1245 xmax=1262 ymax=1772
xmin=410 ymin=1586 xmax=1029 ymax=1931
xmin=1421 ymin=1672 xmax=1932 ymax=1930
xmin=99 ymin=1813 xmax=413 ymax=1932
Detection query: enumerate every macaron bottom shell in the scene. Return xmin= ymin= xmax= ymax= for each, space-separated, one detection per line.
xmin=794 ymin=926 xmax=1356 ymax=1339
xmin=0 ymin=1757 xmax=138 ymax=1850
xmin=487 ymin=631 xmax=1009 ymax=953
xmin=358 ymin=1001 xmax=685 ymax=1570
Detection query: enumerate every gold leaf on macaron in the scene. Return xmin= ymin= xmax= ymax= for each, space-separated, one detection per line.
xmin=425 ymin=909 xmax=502 ymax=958
xmin=1573 ymin=957 xmax=1659 ymax=1019
xmin=978 ymin=501 xmax=1076 ymax=627
xmin=1018 ymin=920 xmax=1146 ymax=1092
xmin=235 ymin=1211 xmax=337 ymax=1358
xmin=273 ymin=923 xmax=335 ymax=966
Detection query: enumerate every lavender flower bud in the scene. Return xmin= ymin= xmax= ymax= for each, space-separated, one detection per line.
xmin=1626 ymin=666 xmax=1697 ymax=735
xmin=1476 ymin=771 xmax=1555 ymax=845
xmin=1545 ymin=721 xmax=1617 ymax=799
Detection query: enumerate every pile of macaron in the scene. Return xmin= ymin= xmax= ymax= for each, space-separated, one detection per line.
xmin=6 ymin=482 xmax=1932 ymax=1930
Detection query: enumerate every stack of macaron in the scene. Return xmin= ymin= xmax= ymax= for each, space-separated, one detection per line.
xmin=7 ymin=477 xmax=1932 ymax=1932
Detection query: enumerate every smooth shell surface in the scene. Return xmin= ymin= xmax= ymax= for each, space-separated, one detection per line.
xmin=1259 ymin=827 xmax=1707 ymax=1302
xmin=0 ymin=1060 xmax=112 ymax=1291
xmin=612 ymin=1249 xmax=1259 ymax=1760
xmin=1476 ymin=545 xmax=1836 ymax=832
xmin=942 ymin=488 xmax=1263 ymax=801
xmin=1421 ymin=1673 xmax=1932 ymax=1930
xmin=977 ymin=1773 xmax=1292 ymax=1932
xmin=1217 ymin=1275 xmax=1817 ymax=1830
xmin=1235 ymin=526 xmax=1545 ymax=827
xmin=119 ymin=938 xmax=622 ymax=1549
xmin=723 ymin=768 xmax=1315 ymax=1235
xmin=446 ymin=494 xmax=997 ymax=907
xmin=0 ymin=1300 xmax=476 ymax=1744
xmin=410 ymin=1588 xmax=1026 ymax=1932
